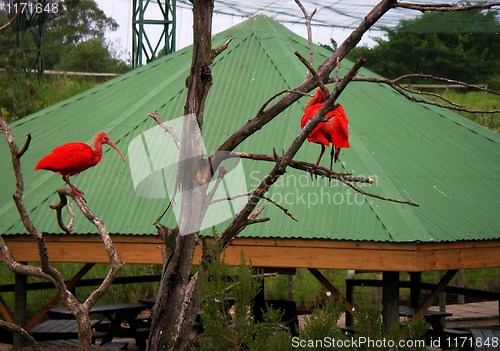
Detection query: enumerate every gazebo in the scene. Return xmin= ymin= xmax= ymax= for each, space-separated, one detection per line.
xmin=1 ymin=16 xmax=499 ymax=331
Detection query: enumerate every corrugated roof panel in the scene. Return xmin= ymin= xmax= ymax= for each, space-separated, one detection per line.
xmin=1 ymin=15 xmax=499 ymax=243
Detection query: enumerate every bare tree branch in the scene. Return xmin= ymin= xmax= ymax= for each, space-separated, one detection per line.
xmin=352 ymin=74 xmax=500 ymax=114
xmin=1 ymin=112 xmax=122 ymax=349
xmin=396 ymin=2 xmax=500 ymax=12
xmin=49 ymin=189 xmax=75 ymax=233
xmin=0 ymin=320 xmax=42 ymax=351
xmin=0 ymin=7 xmax=20 ymax=32
xmin=258 ymin=89 xmax=312 ymax=115
xmin=0 ymin=116 xmax=68 ymax=289
xmin=52 ymin=189 xmax=124 ymax=310
xmin=229 ymin=151 xmax=372 ymax=184
xmin=212 ymin=37 xmax=234 ymax=59
xmin=228 ymin=151 xmax=417 ymax=207
xmin=294 ymin=0 xmax=317 ymax=73
xmin=17 ymin=133 xmax=32 ymax=158
xmin=343 ymin=181 xmax=419 ymax=207
xmin=149 ymin=110 xmax=181 ymax=149
xmin=214 ymin=0 xmax=397 ymax=159
xmin=211 ymin=190 xmax=298 ymax=222
xmin=294 ymin=51 xmax=330 ymax=99
xmin=216 ymin=59 xmax=367 ymax=249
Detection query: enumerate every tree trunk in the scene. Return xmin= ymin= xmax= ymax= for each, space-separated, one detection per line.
xmin=76 ymin=312 xmax=93 ymax=351
xmin=147 ymin=1 xmax=214 ymax=350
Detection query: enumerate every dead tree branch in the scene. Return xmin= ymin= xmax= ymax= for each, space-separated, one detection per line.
xmin=149 ymin=110 xmax=181 ymax=149
xmin=0 ymin=320 xmax=42 ymax=351
xmin=211 ymin=191 xmax=298 ymax=222
xmin=0 ymin=116 xmax=69 ymax=289
xmin=352 ymin=74 xmax=500 ymax=114
xmin=1 ymin=113 xmax=122 ymax=350
xmin=212 ymin=37 xmax=234 ymax=59
xmin=396 ymin=2 xmax=500 ymax=12
xmin=17 ymin=132 xmax=32 ymax=158
xmin=229 ymin=152 xmax=365 ymax=182
xmin=53 ymin=189 xmax=124 ymax=309
xmin=214 ymin=0 xmax=397 ymax=159
xmin=216 ymin=59 xmax=366 ymax=250
xmin=294 ymin=51 xmax=330 ymax=99
xmin=0 ymin=7 xmax=20 ymax=32
xmin=49 ymin=189 xmax=75 ymax=233
xmin=294 ymin=0 xmax=317 ymax=73
xmin=229 ymin=151 xmax=417 ymax=206
xmin=258 ymin=89 xmax=312 ymax=115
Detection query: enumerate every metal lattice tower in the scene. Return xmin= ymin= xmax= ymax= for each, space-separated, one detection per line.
xmin=132 ymin=0 xmax=176 ymax=68
xmin=15 ymin=0 xmax=47 ymax=79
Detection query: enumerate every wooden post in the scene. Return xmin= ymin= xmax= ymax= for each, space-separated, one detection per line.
xmin=409 ymin=272 xmax=421 ymax=309
xmin=252 ymin=277 xmax=265 ymax=322
xmin=439 ymin=271 xmax=447 ymax=328
xmin=345 ymin=275 xmax=354 ymax=327
xmin=13 ymin=271 xmax=27 ymax=351
xmin=382 ymin=271 xmax=399 ymax=335
xmin=308 ymin=268 xmax=355 ymax=316
xmin=457 ymin=270 xmax=465 ymax=304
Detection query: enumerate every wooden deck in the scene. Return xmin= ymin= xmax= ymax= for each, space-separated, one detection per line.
xmin=430 ymin=301 xmax=499 ymax=328
xmin=303 ymin=301 xmax=500 ymax=329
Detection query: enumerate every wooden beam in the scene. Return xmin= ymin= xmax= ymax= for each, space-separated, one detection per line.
xmin=307 ymin=268 xmax=355 ymax=316
xmin=25 ymin=263 xmax=95 ymax=331
xmin=416 ymin=270 xmax=458 ymax=318
xmin=2 ymin=236 xmax=500 ymax=271
xmin=382 ymin=271 xmax=399 ymax=335
xmin=0 ymin=294 xmax=13 ymax=323
xmin=409 ymin=272 xmax=422 ymax=309
xmin=13 ymin=271 xmax=27 ymax=351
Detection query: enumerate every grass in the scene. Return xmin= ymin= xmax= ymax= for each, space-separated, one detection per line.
xmin=0 ymin=74 xmax=101 ymax=123
xmin=430 ymin=89 xmax=499 ymax=132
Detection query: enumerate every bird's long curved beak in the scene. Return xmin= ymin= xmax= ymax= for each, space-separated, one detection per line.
xmin=106 ymin=141 xmax=126 ymax=162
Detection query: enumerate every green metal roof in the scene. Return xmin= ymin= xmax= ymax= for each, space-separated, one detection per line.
xmin=1 ymin=15 xmax=499 ymax=242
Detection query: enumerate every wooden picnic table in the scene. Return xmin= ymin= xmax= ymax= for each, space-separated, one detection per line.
xmin=138 ymin=298 xmax=155 ymax=309
xmin=49 ymin=303 xmax=147 ymax=344
xmin=29 ymin=319 xmax=101 ymax=341
xmin=470 ymin=329 xmax=500 ymax=351
xmin=399 ymin=305 xmax=452 ymax=335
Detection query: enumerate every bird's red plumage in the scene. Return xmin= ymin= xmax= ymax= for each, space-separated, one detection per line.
xmin=300 ymin=88 xmax=350 ymax=167
xmin=301 ymin=93 xmax=349 ymax=149
xmin=34 ymin=132 xmax=125 ymax=197
xmin=35 ymin=142 xmax=101 ymax=176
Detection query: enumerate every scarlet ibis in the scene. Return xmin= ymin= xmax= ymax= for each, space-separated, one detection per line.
xmin=301 ymin=87 xmax=350 ymax=170
xmin=35 ymin=132 xmax=125 ymax=197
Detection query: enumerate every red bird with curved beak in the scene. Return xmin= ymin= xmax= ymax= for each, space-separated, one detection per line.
xmin=301 ymin=87 xmax=350 ymax=170
xmin=35 ymin=132 xmax=126 ymax=197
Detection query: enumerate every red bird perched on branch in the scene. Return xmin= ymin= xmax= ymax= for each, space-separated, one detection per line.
xmin=301 ymin=87 xmax=350 ymax=170
xmin=35 ymin=132 xmax=125 ymax=197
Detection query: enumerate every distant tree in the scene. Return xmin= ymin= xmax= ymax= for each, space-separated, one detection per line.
xmin=348 ymin=8 xmax=500 ymax=88
xmin=57 ymin=38 xmax=129 ymax=73
xmin=44 ymin=0 xmax=119 ymax=68
xmin=0 ymin=0 xmax=121 ymax=69
xmin=0 ymin=1 xmax=128 ymax=120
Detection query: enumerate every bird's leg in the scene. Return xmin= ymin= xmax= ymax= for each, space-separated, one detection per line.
xmin=312 ymin=145 xmax=326 ymax=180
xmin=62 ymin=175 xmax=85 ymax=201
xmin=328 ymin=145 xmax=335 ymax=185
xmin=330 ymin=145 xmax=335 ymax=171
xmin=334 ymin=148 xmax=341 ymax=164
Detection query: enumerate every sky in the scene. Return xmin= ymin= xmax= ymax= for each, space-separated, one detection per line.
xmin=92 ymin=0 xmax=497 ymax=63
xmin=95 ymin=0 xmax=395 ymax=62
